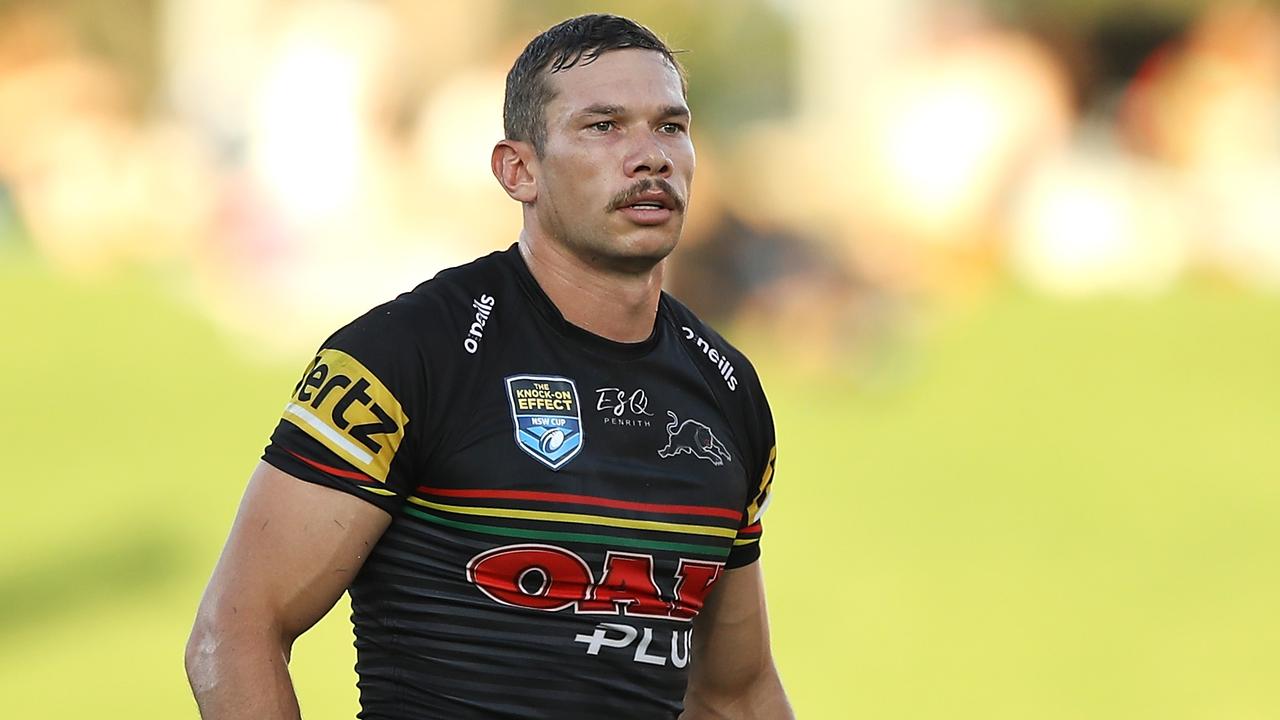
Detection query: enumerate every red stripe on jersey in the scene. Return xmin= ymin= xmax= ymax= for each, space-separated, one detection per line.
xmin=417 ymin=485 xmax=742 ymax=521
xmin=288 ymin=449 xmax=373 ymax=482
xmin=738 ymin=522 xmax=762 ymax=534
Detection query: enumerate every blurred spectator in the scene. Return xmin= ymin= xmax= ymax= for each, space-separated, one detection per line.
xmin=5 ymin=0 xmax=1280 ymax=364
xmin=0 ymin=1 xmax=210 ymax=275
xmin=1121 ymin=1 xmax=1280 ymax=291
xmin=1008 ymin=135 xmax=1194 ymax=297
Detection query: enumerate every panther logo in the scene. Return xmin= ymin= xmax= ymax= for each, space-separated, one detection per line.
xmin=657 ymin=411 xmax=732 ymax=466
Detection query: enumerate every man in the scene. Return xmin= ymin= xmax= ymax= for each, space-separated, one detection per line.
xmin=186 ymin=14 xmax=793 ymax=720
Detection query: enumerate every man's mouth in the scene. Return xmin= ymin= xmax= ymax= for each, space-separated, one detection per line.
xmin=618 ymin=204 xmax=673 ymax=226
xmin=628 ymin=200 xmax=669 ymax=211
xmin=607 ymin=179 xmax=685 ymax=227
xmin=609 ymin=180 xmax=685 ymax=215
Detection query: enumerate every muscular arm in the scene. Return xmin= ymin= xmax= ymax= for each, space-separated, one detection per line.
xmin=185 ymin=462 xmax=392 ymax=719
xmin=681 ymin=562 xmax=795 ymax=719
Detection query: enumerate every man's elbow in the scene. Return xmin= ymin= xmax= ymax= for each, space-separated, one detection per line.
xmin=185 ymin=615 xmax=222 ymax=695
xmin=184 ymin=603 xmax=279 ymax=693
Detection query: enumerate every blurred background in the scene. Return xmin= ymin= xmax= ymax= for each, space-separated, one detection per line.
xmin=1 ymin=0 xmax=1278 ymax=717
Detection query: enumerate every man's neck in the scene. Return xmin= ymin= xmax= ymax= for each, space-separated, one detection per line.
xmin=517 ymin=232 xmax=664 ymax=344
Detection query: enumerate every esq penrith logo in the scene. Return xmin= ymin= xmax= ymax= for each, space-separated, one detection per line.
xmin=595 ymin=386 xmax=654 ymax=427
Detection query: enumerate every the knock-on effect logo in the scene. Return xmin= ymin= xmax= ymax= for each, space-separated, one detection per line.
xmin=505 ymin=375 xmax=584 ymax=470
xmin=657 ymin=411 xmax=732 ymax=466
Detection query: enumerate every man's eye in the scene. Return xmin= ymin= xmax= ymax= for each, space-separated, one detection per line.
xmin=659 ymin=123 xmax=685 ymax=134
xmin=591 ymin=121 xmax=614 ymax=132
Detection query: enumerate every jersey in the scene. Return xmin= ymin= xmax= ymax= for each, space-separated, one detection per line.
xmin=262 ymin=244 xmax=777 ymax=719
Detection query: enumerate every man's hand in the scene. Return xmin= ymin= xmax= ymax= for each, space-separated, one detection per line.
xmin=185 ymin=462 xmax=392 ymax=719
xmin=681 ymin=562 xmax=795 ymax=719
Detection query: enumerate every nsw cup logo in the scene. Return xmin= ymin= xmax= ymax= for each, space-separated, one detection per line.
xmin=505 ymin=375 xmax=584 ymax=470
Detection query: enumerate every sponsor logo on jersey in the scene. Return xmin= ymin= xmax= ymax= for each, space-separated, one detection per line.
xmin=657 ymin=411 xmax=732 ymax=466
xmin=282 ymin=349 xmax=408 ymax=482
xmin=680 ymin=326 xmax=738 ymax=391
xmin=594 ymin=386 xmax=654 ymax=428
xmin=504 ymin=375 xmax=584 ymax=470
xmin=466 ymin=544 xmax=722 ymax=622
xmin=574 ymin=622 xmax=692 ymax=668
xmin=463 ymin=294 xmax=495 ymax=354
xmin=467 ymin=544 xmax=721 ymax=666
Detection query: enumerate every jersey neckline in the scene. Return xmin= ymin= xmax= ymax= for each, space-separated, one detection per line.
xmin=502 ymin=243 xmax=665 ymax=361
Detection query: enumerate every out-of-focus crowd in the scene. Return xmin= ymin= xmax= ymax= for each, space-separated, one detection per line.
xmin=2 ymin=0 xmax=1278 ymax=361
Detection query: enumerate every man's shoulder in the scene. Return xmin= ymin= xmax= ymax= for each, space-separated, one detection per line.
xmin=660 ymin=291 xmax=775 ymax=482
xmin=395 ymin=245 xmax=514 ymax=309
xmin=326 ymin=246 xmax=515 ymax=355
xmin=660 ymin=291 xmax=760 ymax=396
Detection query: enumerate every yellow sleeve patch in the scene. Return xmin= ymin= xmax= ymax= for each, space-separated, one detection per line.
xmin=281 ymin=348 xmax=409 ymax=483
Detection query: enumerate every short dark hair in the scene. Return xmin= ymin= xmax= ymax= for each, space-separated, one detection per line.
xmin=504 ymin=14 xmax=685 ymax=154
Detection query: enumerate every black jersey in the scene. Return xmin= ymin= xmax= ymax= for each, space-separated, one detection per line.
xmin=263 ymin=245 xmax=776 ymax=719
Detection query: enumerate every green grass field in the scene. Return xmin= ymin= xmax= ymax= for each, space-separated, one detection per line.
xmin=2 ymin=253 xmax=1278 ymax=718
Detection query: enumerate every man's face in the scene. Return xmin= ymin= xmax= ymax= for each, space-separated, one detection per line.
xmin=532 ymin=48 xmax=694 ymax=271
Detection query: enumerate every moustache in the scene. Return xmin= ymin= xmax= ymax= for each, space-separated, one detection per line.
xmin=606 ymin=179 xmax=686 ymax=213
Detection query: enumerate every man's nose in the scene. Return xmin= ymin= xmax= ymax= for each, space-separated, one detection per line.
xmin=625 ymin=137 xmax=673 ymax=178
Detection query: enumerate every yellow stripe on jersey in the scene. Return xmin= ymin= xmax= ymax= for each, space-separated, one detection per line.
xmin=407 ymin=497 xmax=738 ymax=539
xmin=745 ymin=445 xmax=776 ymax=524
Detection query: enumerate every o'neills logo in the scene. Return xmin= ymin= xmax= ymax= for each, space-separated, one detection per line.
xmin=463 ymin=294 xmax=495 ymax=354
xmin=681 ymin=326 xmax=737 ymax=391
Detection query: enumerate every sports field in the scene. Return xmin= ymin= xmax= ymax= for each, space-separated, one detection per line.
xmin=2 ymin=253 xmax=1278 ymax=718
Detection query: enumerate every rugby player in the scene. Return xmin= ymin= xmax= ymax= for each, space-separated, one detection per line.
xmin=186 ymin=13 xmax=793 ymax=719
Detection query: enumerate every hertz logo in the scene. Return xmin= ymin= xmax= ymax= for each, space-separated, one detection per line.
xmin=281 ymin=349 xmax=408 ymax=482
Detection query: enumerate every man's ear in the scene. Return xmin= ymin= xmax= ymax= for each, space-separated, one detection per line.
xmin=491 ymin=139 xmax=538 ymax=203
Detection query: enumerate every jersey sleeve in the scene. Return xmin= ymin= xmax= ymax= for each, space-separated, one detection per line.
xmin=725 ymin=374 xmax=777 ymax=569
xmin=262 ymin=301 xmax=429 ymax=514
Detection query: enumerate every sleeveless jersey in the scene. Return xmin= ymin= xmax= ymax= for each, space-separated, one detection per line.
xmin=262 ymin=245 xmax=776 ymax=719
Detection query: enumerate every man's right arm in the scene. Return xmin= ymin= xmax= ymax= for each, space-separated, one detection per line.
xmin=185 ymin=461 xmax=392 ymax=719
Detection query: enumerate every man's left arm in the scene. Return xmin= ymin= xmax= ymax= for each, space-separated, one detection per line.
xmin=681 ymin=562 xmax=795 ymax=719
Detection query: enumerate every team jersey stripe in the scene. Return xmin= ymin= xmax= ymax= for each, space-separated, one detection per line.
xmin=407 ymin=497 xmax=737 ymax=539
xmin=745 ymin=445 xmax=776 ymax=523
xmin=404 ymin=506 xmax=729 ymax=558
xmin=287 ymin=449 xmax=374 ymax=482
xmin=737 ymin=522 xmax=762 ymax=535
xmin=416 ymin=485 xmax=742 ymax=521
xmin=733 ymin=537 xmax=760 ymax=546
